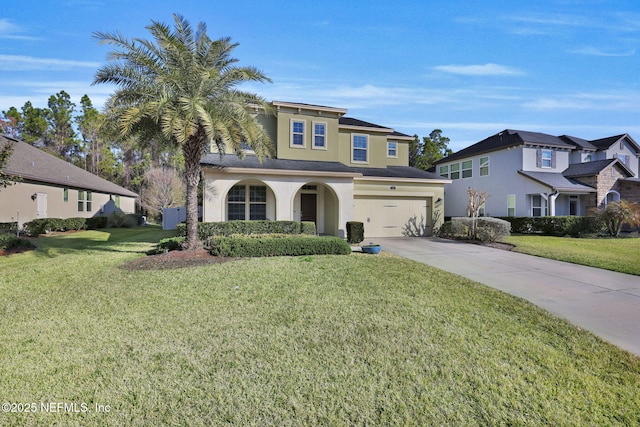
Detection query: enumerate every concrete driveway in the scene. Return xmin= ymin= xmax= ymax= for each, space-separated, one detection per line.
xmin=374 ymin=237 xmax=640 ymax=357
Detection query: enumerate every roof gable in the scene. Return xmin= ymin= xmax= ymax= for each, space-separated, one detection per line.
xmin=1 ymin=136 xmax=138 ymax=197
xmin=589 ymin=134 xmax=640 ymax=153
xmin=563 ymin=158 xmax=634 ymax=178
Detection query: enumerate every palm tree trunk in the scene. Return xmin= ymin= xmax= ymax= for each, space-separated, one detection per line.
xmin=181 ymin=131 xmax=205 ymax=250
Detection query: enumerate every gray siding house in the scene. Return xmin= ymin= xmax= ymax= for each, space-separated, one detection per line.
xmin=434 ymin=130 xmax=640 ymax=218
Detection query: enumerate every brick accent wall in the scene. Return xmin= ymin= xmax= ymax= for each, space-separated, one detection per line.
xmin=620 ymin=180 xmax=640 ymax=203
xmin=573 ymin=164 xmax=628 ymax=209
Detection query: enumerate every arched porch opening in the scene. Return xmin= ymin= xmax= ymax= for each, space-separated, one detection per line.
xmin=293 ymin=182 xmax=340 ymax=236
xmin=224 ymin=179 xmax=277 ymax=221
xmin=605 ymin=190 xmax=620 ymax=205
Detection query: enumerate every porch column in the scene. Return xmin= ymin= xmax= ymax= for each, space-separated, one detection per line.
xmin=549 ymin=192 xmax=559 ymax=216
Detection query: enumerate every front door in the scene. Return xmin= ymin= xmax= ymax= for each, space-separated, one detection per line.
xmin=301 ymin=193 xmax=317 ymax=224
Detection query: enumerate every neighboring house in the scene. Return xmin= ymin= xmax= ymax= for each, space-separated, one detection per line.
xmin=434 ymin=129 xmax=640 ymax=218
xmin=0 ymin=135 xmax=138 ymax=227
xmin=201 ymin=101 xmax=449 ymax=238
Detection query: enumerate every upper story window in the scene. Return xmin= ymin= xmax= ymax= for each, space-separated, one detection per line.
xmin=480 ymin=156 xmax=489 ymax=176
xmin=541 ymin=149 xmax=553 ymax=168
xmin=313 ymin=122 xmax=326 ymax=149
xmin=439 ymin=165 xmax=449 ymax=178
xmin=462 ymin=160 xmax=472 ymax=178
xmin=450 ymin=163 xmax=460 ymax=179
xmin=291 ymin=119 xmax=305 ymax=147
xmin=584 ymin=153 xmax=592 ymax=162
xmin=352 ymin=134 xmax=368 ymax=163
xmin=387 ymin=141 xmax=398 ymax=158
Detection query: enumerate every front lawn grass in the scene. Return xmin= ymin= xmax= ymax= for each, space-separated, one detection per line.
xmin=1 ymin=227 xmax=639 ymax=425
xmin=503 ymin=235 xmax=640 ymax=275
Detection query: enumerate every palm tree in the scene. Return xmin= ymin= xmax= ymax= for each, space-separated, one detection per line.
xmin=93 ymin=13 xmax=273 ymax=250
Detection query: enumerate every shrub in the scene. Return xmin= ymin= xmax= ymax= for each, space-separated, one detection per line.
xmin=0 ymin=222 xmax=18 ymax=235
xmin=86 ymin=216 xmax=108 ymax=230
xmin=64 ymin=217 xmax=87 ymax=231
xmin=346 ymin=221 xmax=364 ymax=244
xmin=150 ymin=236 xmax=186 ymax=254
xmin=107 ymin=212 xmax=138 ymax=228
xmin=210 ymin=235 xmax=351 ymax=257
xmin=177 ymin=220 xmax=316 ymax=244
xmin=500 ymin=216 xmax=604 ymax=236
xmin=438 ymin=217 xmax=510 ymax=242
xmin=0 ymin=233 xmax=35 ymax=251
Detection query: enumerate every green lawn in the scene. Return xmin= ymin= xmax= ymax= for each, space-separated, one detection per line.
xmin=1 ymin=228 xmax=639 ymax=426
xmin=502 ymin=235 xmax=640 ymax=276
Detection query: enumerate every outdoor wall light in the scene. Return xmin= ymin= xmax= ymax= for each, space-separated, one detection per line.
xmin=31 ymin=193 xmax=37 ymax=201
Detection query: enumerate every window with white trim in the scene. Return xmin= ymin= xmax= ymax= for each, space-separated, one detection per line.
xmin=387 ymin=141 xmax=397 ymax=158
xmin=86 ymin=191 xmax=92 ymax=212
xmin=584 ymin=153 xmax=592 ymax=162
xmin=479 ymin=156 xmax=489 ymax=176
xmin=450 ymin=163 xmax=460 ymax=180
xmin=63 ymin=188 xmax=69 ymax=202
xmin=531 ymin=195 xmax=547 ymax=217
xmin=227 ymin=184 xmax=267 ymax=220
xmin=507 ymin=194 xmax=516 ymax=217
xmin=78 ymin=190 xmax=85 ymax=212
xmin=541 ymin=149 xmax=552 ymax=168
xmin=291 ymin=120 xmax=305 ymax=147
xmin=439 ymin=165 xmax=449 ymax=178
xmin=462 ymin=160 xmax=472 ymax=178
xmin=313 ymin=122 xmax=326 ymax=149
xmin=352 ymin=134 xmax=368 ymax=163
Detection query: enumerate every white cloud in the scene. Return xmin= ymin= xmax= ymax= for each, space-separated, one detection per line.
xmin=0 ymin=18 xmax=38 ymax=40
xmin=523 ymin=91 xmax=640 ymax=112
xmin=568 ymin=46 xmax=636 ymax=57
xmin=0 ymin=55 xmax=101 ymax=71
xmin=433 ymin=63 xmax=524 ymax=76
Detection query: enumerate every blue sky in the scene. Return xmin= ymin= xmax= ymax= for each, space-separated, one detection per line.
xmin=1 ymin=0 xmax=639 ymax=151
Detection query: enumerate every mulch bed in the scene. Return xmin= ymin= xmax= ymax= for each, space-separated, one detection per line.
xmin=120 ymin=249 xmax=239 ymax=270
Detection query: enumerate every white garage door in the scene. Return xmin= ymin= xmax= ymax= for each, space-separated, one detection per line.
xmin=354 ymin=197 xmax=432 ymax=238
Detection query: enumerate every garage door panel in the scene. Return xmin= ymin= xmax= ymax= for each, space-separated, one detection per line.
xmin=354 ymin=197 xmax=431 ymax=238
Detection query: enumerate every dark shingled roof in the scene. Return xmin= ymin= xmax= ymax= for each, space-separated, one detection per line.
xmin=1 ymin=135 xmax=138 ymax=197
xmin=434 ymin=129 xmax=575 ymax=164
xmin=201 ymin=154 xmax=442 ymax=180
xmin=339 ymin=117 xmax=391 ymax=130
xmin=563 ymin=158 xmax=633 ymax=178
xmin=517 ymin=171 xmax=595 ymax=192
xmin=560 ymin=135 xmax=597 ymax=150
xmin=589 ymin=133 xmax=640 ymax=153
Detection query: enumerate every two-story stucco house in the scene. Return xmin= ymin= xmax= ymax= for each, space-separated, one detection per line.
xmin=0 ymin=135 xmax=138 ymax=227
xmin=434 ymin=129 xmax=640 ymax=218
xmin=200 ymin=101 xmax=449 ymax=238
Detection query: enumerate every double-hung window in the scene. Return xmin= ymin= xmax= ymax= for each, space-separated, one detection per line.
xmin=450 ymin=163 xmax=460 ymax=180
xmin=531 ymin=195 xmax=547 ymax=217
xmin=507 ymin=195 xmax=516 ymax=217
xmin=387 ymin=141 xmax=397 ymax=158
xmin=462 ymin=160 xmax=472 ymax=178
xmin=291 ymin=120 xmax=305 ymax=147
xmin=63 ymin=188 xmax=69 ymax=202
xmin=439 ymin=165 xmax=449 ymax=178
xmin=541 ymin=149 xmax=552 ymax=168
xmin=86 ymin=191 xmax=92 ymax=212
xmin=352 ymin=134 xmax=368 ymax=163
xmin=313 ymin=122 xmax=326 ymax=149
xmin=479 ymin=156 xmax=489 ymax=176
xmin=78 ymin=190 xmax=85 ymax=212
xmin=227 ymin=185 xmax=267 ymax=220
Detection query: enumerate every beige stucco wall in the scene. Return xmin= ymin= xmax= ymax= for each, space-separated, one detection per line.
xmin=274 ymin=108 xmax=342 ymax=162
xmin=0 ymin=180 xmax=136 ymax=228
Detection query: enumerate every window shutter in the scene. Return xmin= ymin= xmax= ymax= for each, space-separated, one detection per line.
xmin=536 ymin=149 xmax=542 ymax=168
xmin=551 ymin=150 xmax=556 ymax=168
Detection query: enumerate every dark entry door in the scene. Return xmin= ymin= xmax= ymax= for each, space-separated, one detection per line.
xmin=301 ymin=193 xmax=317 ymax=223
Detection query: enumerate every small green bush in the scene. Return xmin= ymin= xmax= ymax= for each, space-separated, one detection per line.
xmin=346 ymin=221 xmax=364 ymax=244
xmin=210 ymin=235 xmax=351 ymax=257
xmin=437 ymin=219 xmax=469 ymax=239
xmin=150 ymin=236 xmax=185 ymax=254
xmin=0 ymin=233 xmax=35 ymax=251
xmin=0 ymin=222 xmax=18 ymax=235
xmin=107 ymin=212 xmax=137 ymax=228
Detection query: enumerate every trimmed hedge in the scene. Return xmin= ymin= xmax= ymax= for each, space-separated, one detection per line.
xmin=499 ymin=216 xmax=603 ymax=236
xmin=23 ymin=217 xmax=87 ymax=236
xmin=438 ymin=217 xmax=511 ymax=242
xmin=210 ymin=235 xmax=351 ymax=257
xmin=86 ymin=216 xmax=108 ymax=230
xmin=177 ymin=220 xmax=317 ymax=242
xmin=346 ymin=221 xmax=364 ymax=244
